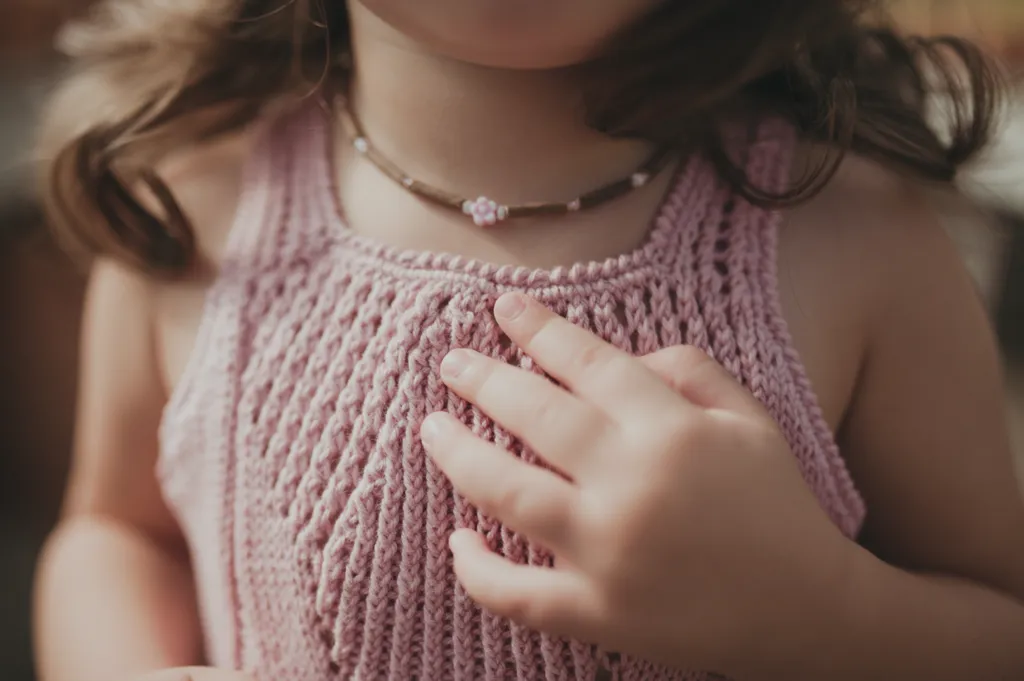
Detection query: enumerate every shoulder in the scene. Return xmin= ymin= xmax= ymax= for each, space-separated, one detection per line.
xmin=151 ymin=125 xmax=259 ymax=269
xmin=797 ymin=160 xmax=1024 ymax=588
xmin=780 ymin=148 xmax=978 ymax=331
xmin=773 ymin=149 xmax=985 ymax=429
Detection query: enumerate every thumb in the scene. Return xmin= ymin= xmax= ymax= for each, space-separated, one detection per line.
xmin=639 ymin=345 xmax=763 ymax=413
xmin=134 ymin=668 xmax=256 ymax=681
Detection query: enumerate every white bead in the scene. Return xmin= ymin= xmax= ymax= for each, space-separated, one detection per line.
xmin=462 ymin=200 xmax=474 ymax=215
xmin=497 ymin=206 xmax=509 ymax=220
xmin=353 ymin=137 xmax=369 ymax=153
xmin=631 ymin=172 xmax=649 ymax=188
xmin=402 ymin=177 xmax=414 ymax=187
xmin=567 ymin=199 xmax=581 ymax=212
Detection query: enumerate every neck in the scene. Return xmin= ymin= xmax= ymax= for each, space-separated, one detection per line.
xmin=344 ymin=4 xmax=654 ymax=205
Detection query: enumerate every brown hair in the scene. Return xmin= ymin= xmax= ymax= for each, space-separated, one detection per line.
xmin=39 ymin=0 xmax=1001 ymax=276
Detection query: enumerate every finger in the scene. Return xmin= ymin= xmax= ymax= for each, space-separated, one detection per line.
xmin=493 ymin=293 xmax=682 ymax=415
xmin=450 ymin=530 xmax=598 ymax=640
xmin=422 ymin=413 xmax=577 ymax=550
xmin=640 ymin=345 xmax=764 ymax=414
xmin=439 ymin=348 xmax=605 ymax=475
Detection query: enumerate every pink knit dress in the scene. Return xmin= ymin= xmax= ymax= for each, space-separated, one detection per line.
xmin=158 ymin=102 xmax=866 ymax=681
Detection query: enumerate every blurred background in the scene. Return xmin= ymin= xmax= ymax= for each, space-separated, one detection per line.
xmin=1 ymin=2 xmax=1024 ymax=680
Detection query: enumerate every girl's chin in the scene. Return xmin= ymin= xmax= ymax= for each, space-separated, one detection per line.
xmin=353 ymin=0 xmax=663 ymax=70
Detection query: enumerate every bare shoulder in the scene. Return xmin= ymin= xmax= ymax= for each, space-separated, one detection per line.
xmin=141 ymin=123 xmax=263 ymax=390
xmin=778 ymin=149 xmax=1024 ymax=595
xmin=63 ymin=128 xmax=257 ymax=536
xmin=775 ymin=148 xmax=977 ymax=430
xmin=794 ymin=154 xmax=1024 ymax=590
xmin=152 ymin=126 xmax=257 ymax=268
xmin=781 ymin=148 xmax=972 ymax=327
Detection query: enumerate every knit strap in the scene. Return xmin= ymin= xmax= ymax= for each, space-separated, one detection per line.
xmin=743 ymin=119 xmax=866 ymax=536
xmin=218 ymin=98 xmax=335 ymax=271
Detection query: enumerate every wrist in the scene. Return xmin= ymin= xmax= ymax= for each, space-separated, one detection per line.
xmin=723 ymin=537 xmax=874 ymax=681
xmin=787 ymin=542 xmax=885 ymax=681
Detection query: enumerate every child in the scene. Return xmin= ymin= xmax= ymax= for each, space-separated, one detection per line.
xmin=33 ymin=1 xmax=1024 ymax=680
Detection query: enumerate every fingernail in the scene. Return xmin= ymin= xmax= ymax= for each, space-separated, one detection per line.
xmin=441 ymin=350 xmax=472 ymax=381
xmin=449 ymin=530 xmax=474 ymax=554
xmin=420 ymin=414 xmax=446 ymax=446
xmin=494 ymin=293 xmax=527 ymax=321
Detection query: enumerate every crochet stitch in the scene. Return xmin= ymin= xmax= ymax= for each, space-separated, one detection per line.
xmin=158 ymin=102 xmax=865 ymax=681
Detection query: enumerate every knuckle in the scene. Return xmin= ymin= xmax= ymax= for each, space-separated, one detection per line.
xmin=497 ymin=587 xmax=537 ymax=623
xmin=573 ymin=342 xmax=607 ymax=373
xmin=525 ymin=317 xmax=559 ymax=355
xmin=593 ymin=352 xmax=633 ymax=387
xmin=526 ymin=395 xmax=561 ymax=430
xmin=523 ymin=595 xmax=561 ymax=628
xmin=521 ymin=493 xmax=567 ymax=533
xmin=498 ymin=585 xmax=560 ymax=629
xmin=511 ymin=488 xmax=545 ymax=525
xmin=474 ymin=492 xmax=503 ymax=523
xmin=665 ymin=344 xmax=711 ymax=375
xmin=495 ymin=477 xmax=568 ymax=534
xmin=492 ymin=476 xmax=529 ymax=519
xmin=437 ymin=433 xmax=474 ymax=472
xmin=467 ymin=360 xmax=497 ymax=394
xmin=592 ymin=501 xmax=641 ymax=544
xmin=661 ymin=416 xmax=704 ymax=450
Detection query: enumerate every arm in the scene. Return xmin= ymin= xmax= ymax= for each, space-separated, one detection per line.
xmin=34 ymin=260 xmax=204 ymax=681
xmin=790 ymin=192 xmax=1024 ymax=681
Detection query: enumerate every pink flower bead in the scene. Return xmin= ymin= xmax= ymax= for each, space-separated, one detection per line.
xmin=462 ymin=196 xmax=504 ymax=227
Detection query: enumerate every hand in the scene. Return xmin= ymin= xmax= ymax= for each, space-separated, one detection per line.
xmin=131 ymin=668 xmax=253 ymax=681
xmin=421 ymin=293 xmax=858 ymax=677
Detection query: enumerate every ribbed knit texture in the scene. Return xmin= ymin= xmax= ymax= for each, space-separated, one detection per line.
xmin=158 ymin=101 xmax=866 ymax=681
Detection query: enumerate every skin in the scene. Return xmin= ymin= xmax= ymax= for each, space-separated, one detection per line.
xmin=428 ymin=295 xmax=1024 ymax=680
xmin=34 ymin=0 xmax=1024 ymax=679
xmin=356 ymin=0 xmax=663 ymax=69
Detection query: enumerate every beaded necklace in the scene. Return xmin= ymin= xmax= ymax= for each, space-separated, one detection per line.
xmin=339 ymin=101 xmax=673 ymax=227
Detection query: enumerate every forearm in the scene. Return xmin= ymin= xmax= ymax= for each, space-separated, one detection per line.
xmin=34 ymin=515 xmax=203 ymax=681
xmin=752 ymin=549 xmax=1024 ymax=681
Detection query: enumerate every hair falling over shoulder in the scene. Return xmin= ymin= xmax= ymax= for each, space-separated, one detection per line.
xmin=38 ymin=0 xmax=1003 ymax=275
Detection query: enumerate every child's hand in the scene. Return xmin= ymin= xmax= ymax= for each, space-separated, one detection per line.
xmin=421 ymin=293 xmax=859 ymax=676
